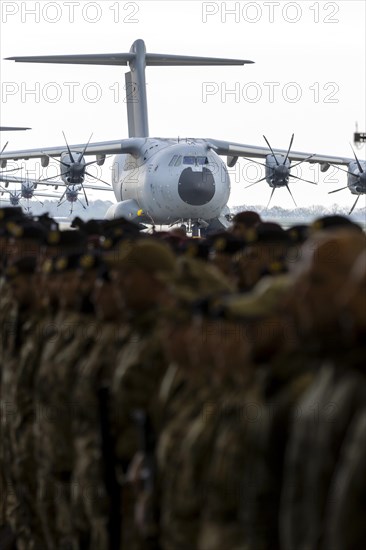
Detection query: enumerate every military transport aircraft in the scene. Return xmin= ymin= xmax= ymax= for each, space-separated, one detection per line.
xmin=0 ymin=169 xmax=114 ymax=214
xmin=0 ymin=39 xmax=362 ymax=231
xmin=0 ymin=171 xmax=62 ymax=211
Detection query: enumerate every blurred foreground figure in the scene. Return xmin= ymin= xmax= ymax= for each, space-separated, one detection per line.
xmin=280 ymin=229 xmax=366 ymax=550
xmin=323 ymin=250 xmax=366 ymax=550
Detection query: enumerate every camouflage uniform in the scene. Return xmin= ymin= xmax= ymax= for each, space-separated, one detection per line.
xmin=71 ymin=320 xmax=129 ymax=550
xmin=1 ymin=302 xmax=24 ymax=542
xmin=323 ymin=397 xmax=366 ymax=550
xmin=8 ymin=309 xmax=48 ymax=549
xmin=197 ymin=383 xmax=265 ymax=550
xmin=237 ymin=350 xmax=315 ymax=550
xmin=111 ymin=313 xmax=167 ymax=550
xmin=280 ymin=357 xmax=366 ymax=550
xmin=157 ymin=365 xmax=215 ymax=550
xmin=35 ymin=309 xmax=96 ymax=550
xmin=0 ymin=278 xmax=17 ymax=531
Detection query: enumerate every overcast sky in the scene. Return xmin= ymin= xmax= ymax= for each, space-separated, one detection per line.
xmin=0 ymin=0 xmax=365 ymax=211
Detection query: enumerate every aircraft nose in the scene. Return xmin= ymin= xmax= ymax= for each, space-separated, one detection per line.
xmin=178 ymin=166 xmax=215 ymax=206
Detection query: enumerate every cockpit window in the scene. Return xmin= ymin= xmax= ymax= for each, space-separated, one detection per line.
xmin=174 ymin=156 xmax=182 ymax=166
xmin=183 ymin=156 xmax=195 ymax=165
xmin=169 ymin=155 xmax=178 ymax=166
xmin=183 ymin=156 xmax=208 ymax=165
xmin=197 ymin=156 xmax=208 ymax=165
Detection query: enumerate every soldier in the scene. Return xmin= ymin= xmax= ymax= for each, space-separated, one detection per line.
xmin=196 ymin=272 xmax=299 ymax=550
xmin=0 ymin=211 xmax=24 ymax=545
xmin=233 ymin=222 xmax=290 ymax=292
xmin=0 ymin=218 xmax=49 ymax=548
xmin=40 ymin=229 xmax=88 ymax=260
xmin=323 ymin=250 xmax=366 ymax=550
xmin=106 ymin=238 xmax=177 ymax=549
xmin=310 ymin=214 xmax=363 ymax=235
xmin=0 ymin=256 xmax=46 ymax=549
xmin=280 ymin=229 xmax=366 ymax=550
xmin=206 ymin=232 xmax=245 ymax=285
xmin=156 ymin=257 xmax=236 ymax=549
xmin=71 ymin=257 xmax=129 ymax=550
xmin=34 ymin=252 xmax=96 ymax=550
xmin=229 ymin=210 xmax=261 ymax=239
xmin=5 ymin=220 xmax=46 ymax=263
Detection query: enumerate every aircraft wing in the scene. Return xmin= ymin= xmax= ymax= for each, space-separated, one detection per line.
xmin=0 ymin=174 xmax=31 ymax=184
xmin=32 ymin=192 xmax=62 ymax=198
xmin=34 ymin=180 xmax=114 ymax=192
xmin=0 ymin=138 xmax=143 ymax=162
xmin=0 ymin=174 xmax=114 ymax=192
xmin=206 ymin=138 xmax=353 ymax=168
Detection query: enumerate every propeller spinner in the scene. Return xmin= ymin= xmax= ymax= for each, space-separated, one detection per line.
xmin=39 ymin=132 xmax=112 ymax=211
xmin=243 ymin=134 xmax=316 ymax=208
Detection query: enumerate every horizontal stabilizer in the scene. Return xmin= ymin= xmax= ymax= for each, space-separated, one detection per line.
xmin=145 ymin=54 xmax=253 ymax=66
xmin=6 ymin=53 xmax=135 ymax=65
xmin=6 ymin=53 xmax=253 ymax=67
xmin=0 ymin=126 xmax=31 ymax=131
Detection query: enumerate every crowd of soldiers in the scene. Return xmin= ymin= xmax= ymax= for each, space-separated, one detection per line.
xmin=0 ymin=205 xmax=365 ymax=550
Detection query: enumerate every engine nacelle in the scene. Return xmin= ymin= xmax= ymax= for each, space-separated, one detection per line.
xmin=60 ymin=151 xmax=86 ymax=185
xmin=105 ymin=199 xmax=142 ymax=221
xmin=41 ymin=156 xmax=50 ymax=168
xmin=347 ymin=160 xmax=366 ymax=194
xmin=265 ymin=154 xmax=291 ymax=188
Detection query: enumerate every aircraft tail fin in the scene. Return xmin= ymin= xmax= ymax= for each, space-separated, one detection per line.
xmin=6 ymin=39 xmax=254 ymax=139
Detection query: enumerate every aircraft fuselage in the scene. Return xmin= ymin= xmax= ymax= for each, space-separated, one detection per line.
xmin=111 ymin=139 xmax=230 ymax=224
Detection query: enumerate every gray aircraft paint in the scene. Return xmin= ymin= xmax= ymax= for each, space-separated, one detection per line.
xmin=1 ymin=39 xmax=361 ymax=223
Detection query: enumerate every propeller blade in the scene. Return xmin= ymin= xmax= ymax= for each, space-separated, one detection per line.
xmin=62 ymin=131 xmax=75 ymax=163
xmin=242 ymin=157 xmax=267 ymax=168
xmin=84 ymin=171 xmax=112 ymax=187
xmin=263 ymin=135 xmax=279 ymax=165
xmin=58 ymin=186 xmax=69 ymax=205
xmin=244 ymin=176 xmax=268 ymax=189
xmin=328 ymin=163 xmax=360 ymax=180
xmin=38 ymin=172 xmax=65 ymax=182
xmin=328 ymin=185 xmax=349 ymax=194
xmin=285 ymin=184 xmax=297 ymax=207
xmin=283 ymin=133 xmax=294 ymax=165
xmin=77 ymin=198 xmax=87 ymax=210
xmin=349 ymin=194 xmax=361 ymax=215
xmin=85 ymin=154 xmax=112 ymax=167
xmin=0 ymin=141 xmax=9 ymax=155
xmin=0 ymin=167 xmax=20 ymax=174
xmin=350 ymin=143 xmax=364 ymax=174
xmin=289 ymin=174 xmax=317 ymax=185
xmin=41 ymin=151 xmax=69 ymax=168
xmin=290 ymin=154 xmax=315 ymax=168
xmin=35 ymin=197 xmax=44 ymax=207
xmin=80 ymin=183 xmax=89 ymax=206
xmin=266 ymin=187 xmax=276 ymax=209
xmin=78 ymin=133 xmax=93 ymax=163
